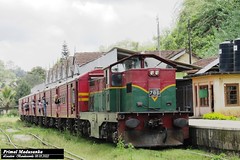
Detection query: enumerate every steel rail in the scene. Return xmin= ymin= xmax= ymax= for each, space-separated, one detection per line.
xmin=0 ymin=126 xmax=81 ymax=160
xmin=0 ymin=127 xmax=18 ymax=148
xmin=29 ymin=133 xmax=85 ymax=160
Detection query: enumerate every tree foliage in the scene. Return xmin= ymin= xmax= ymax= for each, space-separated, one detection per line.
xmin=161 ymin=0 xmax=240 ymax=57
xmin=0 ymin=61 xmax=45 ymax=108
xmin=14 ymin=80 xmax=31 ymax=104
xmin=0 ymin=60 xmax=17 ymax=88
xmin=0 ymin=86 xmax=16 ymax=112
xmin=21 ymin=66 xmax=46 ymax=88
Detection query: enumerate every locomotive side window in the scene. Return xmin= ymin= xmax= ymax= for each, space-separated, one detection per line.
xmin=126 ymin=83 xmax=132 ymax=93
xmin=111 ymin=63 xmax=124 ymax=72
xmin=89 ymin=78 xmax=95 ymax=86
xmin=105 ymin=69 xmax=109 ymax=85
xmin=123 ymin=58 xmax=140 ymax=70
xmin=111 ymin=73 xmax=122 ymax=87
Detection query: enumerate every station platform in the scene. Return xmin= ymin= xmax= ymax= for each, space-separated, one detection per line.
xmin=189 ymin=119 xmax=240 ymax=130
xmin=188 ymin=119 xmax=240 ymax=152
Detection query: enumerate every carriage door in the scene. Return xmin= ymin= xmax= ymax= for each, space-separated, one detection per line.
xmin=69 ymin=82 xmax=77 ymax=118
xmin=55 ymin=88 xmax=59 ymax=117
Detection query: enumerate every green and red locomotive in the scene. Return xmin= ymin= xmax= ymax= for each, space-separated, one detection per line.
xmin=19 ymin=53 xmax=189 ymax=147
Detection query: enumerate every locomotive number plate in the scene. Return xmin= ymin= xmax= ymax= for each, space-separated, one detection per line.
xmin=149 ymin=88 xmax=160 ymax=97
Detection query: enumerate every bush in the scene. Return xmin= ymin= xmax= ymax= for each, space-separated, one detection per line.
xmin=7 ymin=109 xmax=19 ymax=117
xmin=203 ymin=112 xmax=237 ymax=120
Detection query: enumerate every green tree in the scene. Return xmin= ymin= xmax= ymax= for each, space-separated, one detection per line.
xmin=14 ymin=80 xmax=31 ymax=104
xmin=161 ymin=0 xmax=240 ymax=57
xmin=0 ymin=60 xmax=17 ymax=88
xmin=22 ymin=66 xmax=46 ymax=88
xmin=0 ymin=86 xmax=16 ymax=113
xmin=28 ymin=66 xmax=46 ymax=81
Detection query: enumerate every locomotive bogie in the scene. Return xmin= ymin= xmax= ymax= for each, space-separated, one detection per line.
xmin=79 ymin=112 xmax=118 ymax=138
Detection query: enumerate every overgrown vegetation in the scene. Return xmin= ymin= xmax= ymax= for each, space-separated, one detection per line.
xmin=203 ymin=112 xmax=237 ymax=120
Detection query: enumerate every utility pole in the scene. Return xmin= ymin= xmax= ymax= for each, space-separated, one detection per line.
xmin=188 ymin=19 xmax=192 ymax=64
xmin=156 ymin=16 xmax=161 ymax=56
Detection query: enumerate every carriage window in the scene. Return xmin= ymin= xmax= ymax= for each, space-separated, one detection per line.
xmin=225 ymin=84 xmax=239 ymax=106
xmin=72 ymin=88 xmax=75 ymax=104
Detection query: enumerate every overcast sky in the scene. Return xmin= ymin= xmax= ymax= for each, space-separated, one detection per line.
xmin=0 ymin=0 xmax=183 ymax=71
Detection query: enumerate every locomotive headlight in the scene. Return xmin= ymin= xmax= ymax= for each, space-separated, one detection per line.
xmin=149 ymin=70 xmax=159 ymax=76
xmin=149 ymin=70 xmax=154 ymax=76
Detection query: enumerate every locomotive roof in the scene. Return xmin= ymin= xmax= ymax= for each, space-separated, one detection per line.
xmin=105 ymin=53 xmax=198 ymax=71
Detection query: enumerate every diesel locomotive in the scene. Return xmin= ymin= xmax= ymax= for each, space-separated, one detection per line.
xmin=19 ymin=53 xmax=189 ymax=147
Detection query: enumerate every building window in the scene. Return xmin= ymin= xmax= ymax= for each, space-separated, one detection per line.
xmin=225 ymin=83 xmax=239 ymax=106
xmin=199 ymin=85 xmax=209 ymax=107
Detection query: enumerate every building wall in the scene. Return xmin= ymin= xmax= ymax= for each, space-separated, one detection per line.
xmin=192 ymin=74 xmax=240 ymax=117
xmin=74 ymin=49 xmax=118 ymax=75
xmin=214 ymin=74 xmax=240 ymax=116
xmin=175 ymin=53 xmax=199 ymax=64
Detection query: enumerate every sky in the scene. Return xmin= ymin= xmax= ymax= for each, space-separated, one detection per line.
xmin=0 ymin=0 xmax=183 ymax=71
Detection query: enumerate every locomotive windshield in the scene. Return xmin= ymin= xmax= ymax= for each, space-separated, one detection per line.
xmin=111 ymin=57 xmax=141 ymax=73
xmin=111 ymin=56 xmax=168 ymax=73
xmin=144 ymin=57 xmax=167 ymax=68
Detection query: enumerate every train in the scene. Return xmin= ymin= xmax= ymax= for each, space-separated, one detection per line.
xmin=19 ymin=53 xmax=189 ymax=147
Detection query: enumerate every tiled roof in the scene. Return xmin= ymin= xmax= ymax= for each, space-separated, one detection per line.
xmin=143 ymin=49 xmax=201 ymax=60
xmin=142 ymin=49 xmax=184 ymax=59
xmin=74 ymin=52 xmax=105 ymax=66
xmin=193 ymin=56 xmax=219 ymax=67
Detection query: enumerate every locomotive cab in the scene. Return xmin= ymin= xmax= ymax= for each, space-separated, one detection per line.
xmin=106 ymin=54 xmax=178 ymax=113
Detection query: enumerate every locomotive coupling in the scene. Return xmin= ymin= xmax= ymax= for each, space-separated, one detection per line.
xmin=147 ymin=118 xmax=163 ymax=129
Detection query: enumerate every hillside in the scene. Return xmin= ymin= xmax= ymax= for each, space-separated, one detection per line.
xmin=161 ymin=0 xmax=240 ymax=57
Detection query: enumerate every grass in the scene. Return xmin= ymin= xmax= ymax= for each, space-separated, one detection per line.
xmin=0 ymin=116 xmax=239 ymax=160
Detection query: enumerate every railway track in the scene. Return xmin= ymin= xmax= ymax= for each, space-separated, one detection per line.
xmin=0 ymin=126 xmax=85 ymax=160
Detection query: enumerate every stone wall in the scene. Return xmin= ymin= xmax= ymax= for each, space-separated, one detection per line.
xmin=190 ymin=127 xmax=240 ymax=151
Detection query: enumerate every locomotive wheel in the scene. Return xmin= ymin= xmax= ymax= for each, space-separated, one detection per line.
xmin=34 ymin=116 xmax=38 ymax=125
xmin=38 ymin=117 xmax=43 ymax=126
xmin=43 ymin=117 xmax=49 ymax=128
xmin=56 ymin=118 xmax=66 ymax=131
xmin=82 ymin=121 xmax=91 ymax=137
xmin=112 ymin=131 xmax=118 ymax=144
xmin=49 ymin=118 xmax=55 ymax=128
